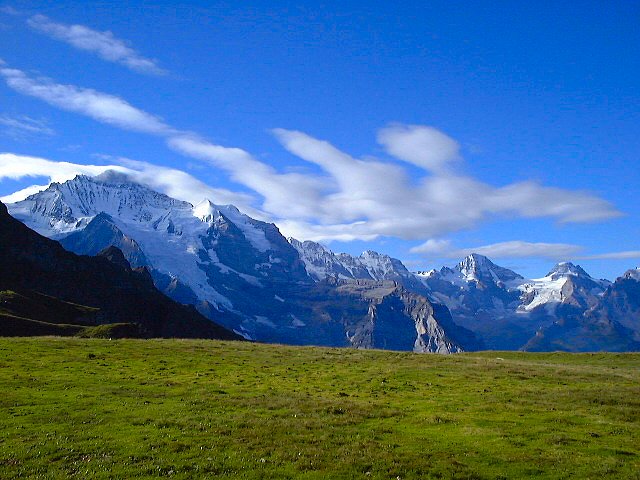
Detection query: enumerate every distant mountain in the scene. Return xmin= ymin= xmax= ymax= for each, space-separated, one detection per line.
xmin=526 ymin=267 xmax=640 ymax=352
xmin=7 ymin=174 xmax=472 ymax=353
xmin=416 ymin=254 xmax=634 ymax=351
xmin=0 ymin=200 xmax=241 ymax=340
xmin=289 ymin=238 xmax=428 ymax=294
xmin=524 ymin=268 xmax=640 ymax=352
xmin=416 ymin=254 xmax=527 ymax=349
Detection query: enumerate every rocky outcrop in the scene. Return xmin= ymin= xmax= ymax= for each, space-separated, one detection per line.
xmin=333 ymin=280 xmax=480 ymax=353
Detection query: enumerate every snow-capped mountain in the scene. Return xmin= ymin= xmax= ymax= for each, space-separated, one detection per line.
xmin=9 ymin=172 xmax=307 ymax=313
xmin=518 ymin=262 xmax=610 ymax=314
xmin=525 ymin=268 xmax=640 ymax=352
xmin=415 ymin=255 xmax=616 ymax=350
xmin=7 ymin=173 xmax=473 ymax=353
xmin=0 ymin=199 xmax=239 ymax=340
xmin=289 ymin=238 xmax=428 ymax=294
xmin=7 ymin=172 xmax=637 ymax=352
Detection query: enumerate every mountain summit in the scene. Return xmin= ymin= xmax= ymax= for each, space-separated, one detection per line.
xmin=546 ymin=262 xmax=591 ymax=280
xmin=455 ymin=253 xmax=524 ymax=285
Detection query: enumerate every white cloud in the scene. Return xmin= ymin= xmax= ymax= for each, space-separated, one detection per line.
xmin=0 ymin=153 xmax=257 ymax=212
xmin=27 ymin=14 xmax=166 ymax=75
xmin=271 ymin=128 xmax=620 ymax=240
xmin=0 ymin=66 xmax=172 ymax=134
xmin=410 ymin=239 xmax=454 ymax=255
xmin=1 ymin=183 xmax=51 ymax=203
xmin=377 ymin=123 xmax=461 ymax=172
xmin=411 ymin=239 xmax=584 ymax=260
xmin=0 ymin=63 xmax=622 ymax=243
xmin=167 ymin=135 xmax=329 ymax=220
xmin=0 ymin=114 xmax=54 ymax=138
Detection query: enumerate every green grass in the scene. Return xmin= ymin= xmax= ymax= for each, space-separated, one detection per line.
xmin=0 ymin=338 xmax=638 ymax=479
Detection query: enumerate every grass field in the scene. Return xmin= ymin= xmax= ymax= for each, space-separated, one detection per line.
xmin=0 ymin=338 xmax=638 ymax=479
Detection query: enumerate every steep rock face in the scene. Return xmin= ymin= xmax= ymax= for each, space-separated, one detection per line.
xmin=0 ymin=200 xmax=241 ymax=340
xmin=325 ymin=280 xmax=479 ymax=353
xmin=582 ymin=269 xmax=640 ymax=342
xmin=456 ymin=253 xmax=524 ymax=286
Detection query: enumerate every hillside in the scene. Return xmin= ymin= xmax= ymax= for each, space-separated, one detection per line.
xmin=0 ymin=201 xmax=240 ymax=340
xmin=0 ymin=338 xmax=638 ymax=479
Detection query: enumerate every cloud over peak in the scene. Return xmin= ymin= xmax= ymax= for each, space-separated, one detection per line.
xmin=0 ymin=153 xmax=256 ymax=211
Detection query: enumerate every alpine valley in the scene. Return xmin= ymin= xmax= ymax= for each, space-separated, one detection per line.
xmin=5 ymin=172 xmax=640 ymax=353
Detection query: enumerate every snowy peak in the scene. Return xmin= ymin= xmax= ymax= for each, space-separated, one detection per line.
xmin=518 ymin=262 xmax=610 ymax=314
xmin=454 ymin=253 xmax=523 ymax=285
xmin=359 ymin=250 xmax=410 ymax=275
xmin=289 ymin=238 xmax=414 ymax=283
xmin=415 ymin=268 xmax=438 ymax=278
xmin=458 ymin=253 xmax=492 ymax=271
xmin=193 ymin=198 xmax=222 ymax=223
xmin=288 ymin=238 xmax=332 ymax=258
xmin=8 ymin=173 xmax=191 ymax=237
xmin=546 ymin=262 xmax=590 ymax=280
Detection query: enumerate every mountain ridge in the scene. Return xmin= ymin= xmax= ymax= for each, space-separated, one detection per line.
xmin=7 ymin=174 xmax=471 ymax=353
xmin=6 ymin=173 xmax=638 ymax=352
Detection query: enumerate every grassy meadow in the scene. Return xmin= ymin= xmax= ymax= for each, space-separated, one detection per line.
xmin=0 ymin=337 xmax=638 ymax=479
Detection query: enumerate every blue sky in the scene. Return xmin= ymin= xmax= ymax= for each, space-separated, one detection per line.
xmin=0 ymin=1 xmax=638 ymax=280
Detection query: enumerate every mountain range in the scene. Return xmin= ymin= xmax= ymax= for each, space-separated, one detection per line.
xmin=5 ymin=172 xmax=640 ymax=352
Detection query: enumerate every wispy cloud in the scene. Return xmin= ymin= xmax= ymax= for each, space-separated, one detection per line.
xmin=0 ymin=66 xmax=173 ymax=134
xmin=0 ymin=114 xmax=54 ymax=139
xmin=167 ymin=135 xmax=329 ymax=219
xmin=410 ymin=239 xmax=584 ymax=260
xmin=27 ymin=14 xmax=167 ymax=76
xmin=271 ymin=128 xmax=620 ymax=240
xmin=0 ymin=63 xmax=623 ymax=244
xmin=0 ymin=153 xmax=257 ymax=211
xmin=578 ymin=251 xmax=640 ymax=260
